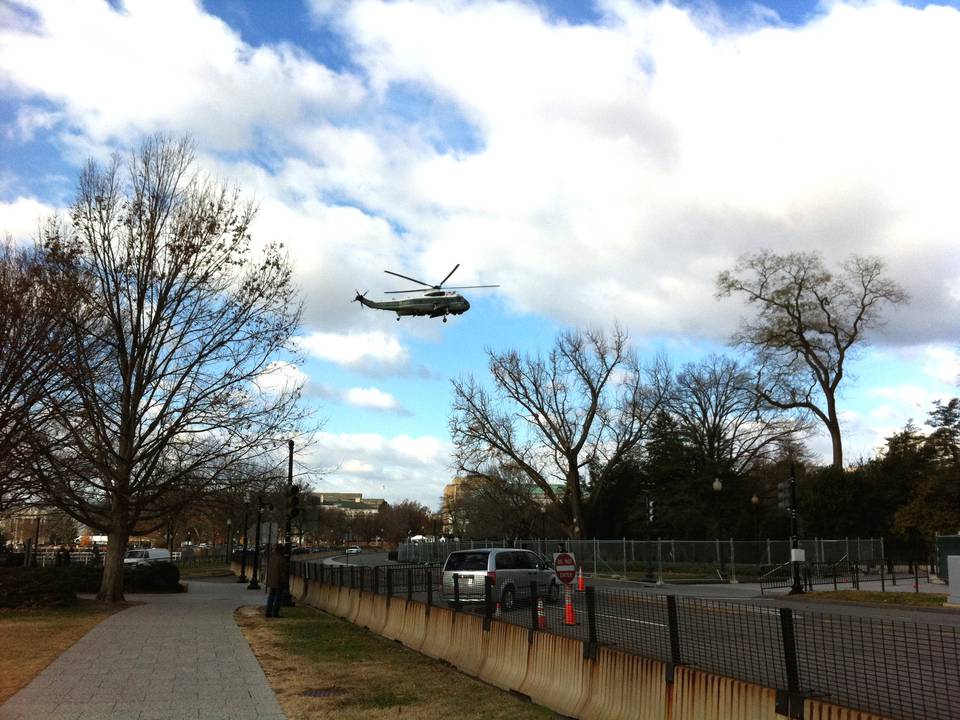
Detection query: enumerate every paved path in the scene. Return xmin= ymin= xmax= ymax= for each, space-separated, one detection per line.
xmin=0 ymin=580 xmax=285 ymax=720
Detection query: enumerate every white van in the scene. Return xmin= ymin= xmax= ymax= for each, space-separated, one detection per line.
xmin=123 ymin=548 xmax=172 ymax=566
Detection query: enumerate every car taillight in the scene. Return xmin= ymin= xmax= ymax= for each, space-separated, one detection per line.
xmin=488 ymin=571 xmax=496 ymax=586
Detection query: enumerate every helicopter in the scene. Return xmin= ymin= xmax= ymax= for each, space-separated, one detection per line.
xmin=353 ymin=264 xmax=499 ymax=322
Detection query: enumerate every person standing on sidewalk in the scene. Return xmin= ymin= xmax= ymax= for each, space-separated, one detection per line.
xmin=264 ymin=544 xmax=289 ymax=618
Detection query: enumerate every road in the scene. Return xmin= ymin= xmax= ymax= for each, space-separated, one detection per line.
xmin=307 ymin=551 xmax=959 ymax=720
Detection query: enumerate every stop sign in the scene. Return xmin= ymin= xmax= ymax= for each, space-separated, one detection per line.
xmin=553 ymin=552 xmax=577 ymax=584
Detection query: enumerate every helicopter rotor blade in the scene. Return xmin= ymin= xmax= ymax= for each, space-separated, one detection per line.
xmin=443 ymin=284 xmax=500 ymax=290
xmin=438 ymin=263 xmax=460 ymax=287
xmin=382 ymin=289 xmax=425 ymax=294
xmin=384 ymin=269 xmax=434 ymax=288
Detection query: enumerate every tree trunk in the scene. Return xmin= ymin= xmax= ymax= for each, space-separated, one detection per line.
xmin=97 ymin=529 xmax=128 ymax=603
xmin=827 ymin=397 xmax=843 ymax=469
xmin=567 ymin=467 xmax=587 ymax=539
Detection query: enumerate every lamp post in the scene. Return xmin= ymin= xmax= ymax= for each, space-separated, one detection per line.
xmin=712 ymin=477 xmax=724 ymax=573
xmin=248 ymin=496 xmax=267 ymax=590
xmin=788 ymin=462 xmax=804 ymax=595
xmin=226 ymin=518 xmax=233 ymax=566
xmin=237 ymin=500 xmax=249 ymax=583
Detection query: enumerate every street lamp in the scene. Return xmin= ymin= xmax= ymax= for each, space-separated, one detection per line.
xmin=713 ymin=478 xmax=724 ymax=573
xmin=237 ymin=500 xmax=249 ymax=583
xmin=248 ymin=496 xmax=272 ymax=590
xmin=226 ymin=518 xmax=233 ymax=566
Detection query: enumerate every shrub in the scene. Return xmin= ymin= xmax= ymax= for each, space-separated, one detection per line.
xmin=0 ymin=561 xmax=181 ymax=607
xmin=0 ymin=567 xmax=77 ymax=608
xmin=126 ymin=561 xmax=180 ymax=592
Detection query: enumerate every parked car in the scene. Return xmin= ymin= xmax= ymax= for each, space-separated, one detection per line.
xmin=344 ymin=546 xmax=362 ymax=555
xmin=440 ymin=548 xmax=559 ymax=610
xmin=123 ymin=548 xmax=172 ymax=566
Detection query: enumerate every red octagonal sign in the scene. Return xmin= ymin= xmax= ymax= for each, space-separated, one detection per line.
xmin=553 ymin=552 xmax=577 ymax=584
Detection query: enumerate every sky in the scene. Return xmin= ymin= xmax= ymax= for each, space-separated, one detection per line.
xmin=1 ymin=0 xmax=959 ymax=510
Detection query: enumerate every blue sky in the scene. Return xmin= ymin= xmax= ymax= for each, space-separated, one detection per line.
xmin=2 ymin=0 xmax=959 ymax=509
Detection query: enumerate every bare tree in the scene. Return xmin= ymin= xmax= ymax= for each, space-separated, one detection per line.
xmin=450 ymin=327 xmax=664 ymax=538
xmin=30 ymin=135 xmax=308 ymax=602
xmin=0 ymin=237 xmax=74 ymax=512
xmin=717 ymin=251 xmax=907 ymax=468
xmin=669 ymin=354 xmax=807 ymax=480
xmin=446 ymin=468 xmax=565 ymax=540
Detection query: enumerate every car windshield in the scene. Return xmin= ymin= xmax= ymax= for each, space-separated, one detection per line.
xmin=444 ymin=551 xmax=490 ymax=572
xmin=124 ymin=550 xmax=147 ymax=559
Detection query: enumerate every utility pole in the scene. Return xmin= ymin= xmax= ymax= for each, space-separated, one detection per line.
xmin=789 ymin=462 xmax=804 ymax=595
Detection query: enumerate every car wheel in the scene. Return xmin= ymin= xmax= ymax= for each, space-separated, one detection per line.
xmin=500 ymin=587 xmax=515 ymax=612
xmin=547 ymin=581 xmax=560 ymax=603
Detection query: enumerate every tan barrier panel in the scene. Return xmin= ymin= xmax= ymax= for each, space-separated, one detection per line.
xmin=671 ymin=666 xmax=779 ymax=720
xmin=397 ymin=601 xmax=427 ymax=652
xmin=580 ymin=647 xmax=666 ymax=720
xmin=332 ymin=586 xmax=350 ymax=617
xmin=447 ymin=613 xmax=488 ymax=677
xmin=421 ymin=606 xmax=455 ymax=660
xmin=365 ymin=593 xmax=389 ymax=635
xmin=229 ymin=561 xmax=241 ymax=576
xmin=288 ymin=576 xmax=304 ymax=601
xmin=477 ymin=620 xmax=530 ymax=693
xmin=804 ymin=699 xmax=891 ymax=720
xmin=520 ymin=631 xmax=592 ymax=718
xmin=381 ymin=598 xmax=407 ymax=641
xmin=306 ymin=580 xmax=325 ymax=609
xmin=354 ymin=591 xmax=375 ymax=628
xmin=291 ymin=585 xmax=884 ymax=720
xmin=346 ymin=588 xmax=361 ymax=623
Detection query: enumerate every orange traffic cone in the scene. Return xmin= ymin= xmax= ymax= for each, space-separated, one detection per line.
xmin=577 ymin=566 xmax=585 ymax=592
xmin=563 ymin=584 xmax=577 ymax=626
xmin=537 ymin=597 xmax=546 ymax=629
xmin=494 ymin=601 xmax=502 ymax=618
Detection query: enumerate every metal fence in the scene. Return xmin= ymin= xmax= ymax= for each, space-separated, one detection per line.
xmin=291 ymin=559 xmax=959 ymax=720
xmin=398 ymin=537 xmax=883 ymax=583
xmin=760 ymin=557 xmax=933 ymax=595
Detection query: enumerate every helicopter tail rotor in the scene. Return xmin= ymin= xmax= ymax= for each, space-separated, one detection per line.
xmin=353 ymin=290 xmax=368 ymax=305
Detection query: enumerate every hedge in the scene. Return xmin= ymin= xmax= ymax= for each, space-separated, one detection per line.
xmin=0 ymin=562 xmax=182 ymax=608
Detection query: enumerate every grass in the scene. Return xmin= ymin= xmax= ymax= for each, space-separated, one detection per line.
xmin=236 ymin=605 xmax=560 ymax=720
xmin=799 ymin=590 xmax=950 ymax=608
xmin=0 ymin=600 xmax=123 ymax=703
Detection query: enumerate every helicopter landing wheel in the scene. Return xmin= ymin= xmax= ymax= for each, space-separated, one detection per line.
xmin=442 ymin=316 xmax=448 ymax=323
xmin=396 ymin=316 xmax=400 ymax=321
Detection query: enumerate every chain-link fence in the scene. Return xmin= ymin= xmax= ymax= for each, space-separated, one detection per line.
xmin=398 ymin=537 xmax=884 ymax=583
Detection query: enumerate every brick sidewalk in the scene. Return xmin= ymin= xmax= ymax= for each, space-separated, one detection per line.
xmin=0 ymin=580 xmax=284 ymax=720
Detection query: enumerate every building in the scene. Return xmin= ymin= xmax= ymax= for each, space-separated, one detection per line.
xmin=307 ymin=491 xmax=386 ymax=517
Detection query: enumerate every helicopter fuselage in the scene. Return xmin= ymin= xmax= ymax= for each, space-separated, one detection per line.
xmin=355 ymin=290 xmax=470 ymax=320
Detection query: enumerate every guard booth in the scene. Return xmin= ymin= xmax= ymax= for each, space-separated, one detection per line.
xmin=935 ymin=535 xmax=960 ymax=581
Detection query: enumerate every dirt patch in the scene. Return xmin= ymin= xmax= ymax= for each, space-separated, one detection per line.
xmin=236 ymin=605 xmax=559 ymax=720
xmin=0 ymin=600 xmax=127 ymax=703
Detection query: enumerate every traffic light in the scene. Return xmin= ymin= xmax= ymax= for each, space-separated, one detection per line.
xmin=647 ymin=498 xmax=656 ymax=524
xmin=288 ymin=484 xmax=301 ymax=519
xmin=777 ymin=478 xmax=790 ymax=512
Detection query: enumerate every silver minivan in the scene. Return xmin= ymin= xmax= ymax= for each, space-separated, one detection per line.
xmin=440 ymin=548 xmax=559 ymax=610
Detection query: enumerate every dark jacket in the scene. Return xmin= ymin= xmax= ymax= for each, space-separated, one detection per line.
xmin=265 ymin=551 xmax=289 ymax=590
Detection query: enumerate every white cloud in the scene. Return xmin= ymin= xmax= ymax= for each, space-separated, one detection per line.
xmin=305 ymin=431 xmax=450 ymax=507
xmin=344 ymin=386 xmax=406 ymax=413
xmin=255 ymin=360 xmax=309 ymax=397
xmin=0 ymin=0 xmax=364 ymax=149
xmin=0 ymin=197 xmax=56 ymax=241
xmin=298 ymin=330 xmax=409 ymax=372
xmin=922 ymin=347 xmax=960 ymax=386
xmin=869 ymin=384 xmax=938 ymax=411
